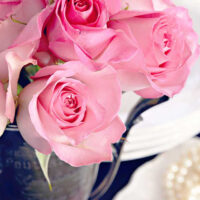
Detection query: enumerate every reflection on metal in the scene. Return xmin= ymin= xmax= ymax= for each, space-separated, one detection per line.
xmin=90 ymin=96 xmax=169 ymax=200
xmin=0 ymin=128 xmax=98 ymax=200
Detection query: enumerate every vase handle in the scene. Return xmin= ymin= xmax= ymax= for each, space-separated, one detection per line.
xmin=89 ymin=145 xmax=121 ymax=200
xmin=89 ymin=96 xmax=169 ymax=200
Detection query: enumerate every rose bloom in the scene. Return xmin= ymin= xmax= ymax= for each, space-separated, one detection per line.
xmin=12 ymin=0 xmax=147 ymax=92
xmin=109 ymin=4 xmax=200 ymax=97
xmin=36 ymin=0 xmax=122 ymax=63
xmin=45 ymin=0 xmax=147 ymax=91
xmin=0 ymin=0 xmax=47 ymax=135
xmin=17 ymin=61 xmax=125 ymax=166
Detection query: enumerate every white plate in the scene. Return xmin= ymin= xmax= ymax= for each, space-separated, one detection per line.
xmin=120 ymin=90 xmax=200 ymax=160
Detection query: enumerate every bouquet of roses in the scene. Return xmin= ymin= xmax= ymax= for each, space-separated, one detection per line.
xmin=0 ymin=0 xmax=199 ymax=171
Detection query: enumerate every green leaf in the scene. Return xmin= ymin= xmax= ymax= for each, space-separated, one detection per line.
xmin=25 ymin=65 xmax=40 ymax=78
xmin=124 ymin=5 xmax=129 ymax=10
xmin=35 ymin=150 xmax=52 ymax=191
xmin=17 ymin=84 xmax=23 ymax=96
xmin=55 ymin=59 xmax=65 ymax=65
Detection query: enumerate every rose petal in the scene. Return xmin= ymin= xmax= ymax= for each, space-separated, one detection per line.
xmin=0 ymin=82 xmax=7 ymax=137
xmin=17 ymin=79 xmax=52 ymax=154
xmin=117 ymin=69 xmax=150 ymax=91
xmin=135 ymin=86 xmax=163 ymax=98
xmin=0 ymin=0 xmax=21 ymax=21
xmin=34 ymin=66 xmax=105 ymax=143
xmin=5 ymin=52 xmax=36 ymax=122
xmin=34 ymin=101 xmax=76 ymax=144
xmin=0 ymin=4 xmax=52 ymax=121
xmin=26 ymin=79 xmax=75 ymax=145
xmin=96 ymin=31 xmax=138 ymax=64
xmin=95 ymin=116 xmax=126 ymax=143
xmin=104 ymin=0 xmax=121 ymax=15
xmin=0 ymin=0 xmax=46 ymax=52
xmin=52 ymin=116 xmax=125 ymax=167
xmin=11 ymin=5 xmax=53 ymax=48
xmin=75 ymin=65 xmax=122 ymax=129
xmin=75 ymin=28 xmax=116 ymax=58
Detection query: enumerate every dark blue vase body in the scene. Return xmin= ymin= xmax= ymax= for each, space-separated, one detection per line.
xmin=0 ymin=125 xmax=98 ymax=200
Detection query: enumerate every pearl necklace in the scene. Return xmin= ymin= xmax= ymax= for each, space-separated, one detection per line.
xmin=165 ymin=144 xmax=200 ymax=200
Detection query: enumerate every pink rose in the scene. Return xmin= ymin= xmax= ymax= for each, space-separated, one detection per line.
xmin=109 ymin=6 xmax=200 ymax=97
xmin=0 ymin=0 xmax=47 ymax=130
xmin=47 ymin=0 xmax=148 ymax=91
xmin=17 ymin=61 xmax=125 ymax=166
xmin=46 ymin=0 xmax=121 ymax=61
xmin=13 ymin=1 xmax=148 ymax=92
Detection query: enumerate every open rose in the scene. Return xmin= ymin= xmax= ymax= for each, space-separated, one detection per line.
xmin=0 ymin=0 xmax=47 ymax=135
xmin=45 ymin=0 xmax=122 ymax=61
xmin=12 ymin=0 xmax=145 ymax=92
xmin=46 ymin=0 xmax=148 ymax=91
xmin=17 ymin=61 xmax=125 ymax=166
xmin=11 ymin=0 xmax=125 ymax=67
xmin=109 ymin=6 xmax=200 ymax=97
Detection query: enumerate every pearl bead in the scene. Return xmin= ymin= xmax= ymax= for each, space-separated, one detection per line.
xmin=186 ymin=179 xmax=194 ymax=187
xmin=165 ymin=145 xmax=200 ymax=200
xmin=171 ymin=164 xmax=179 ymax=173
xmin=180 ymin=168 xmax=188 ymax=176
xmin=166 ymin=181 xmax=174 ymax=189
xmin=167 ymin=172 xmax=175 ymax=180
xmin=176 ymin=175 xmax=184 ymax=184
xmin=183 ymin=159 xmax=193 ymax=168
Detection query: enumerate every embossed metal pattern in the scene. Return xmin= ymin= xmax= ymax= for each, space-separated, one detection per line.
xmin=0 ymin=126 xmax=98 ymax=200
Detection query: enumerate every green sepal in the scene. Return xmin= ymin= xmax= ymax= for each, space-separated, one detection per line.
xmin=49 ymin=0 xmax=54 ymax=4
xmin=55 ymin=59 xmax=65 ymax=65
xmin=124 ymin=5 xmax=129 ymax=10
xmin=17 ymin=84 xmax=23 ymax=96
xmin=35 ymin=150 xmax=52 ymax=191
xmin=25 ymin=65 xmax=40 ymax=80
